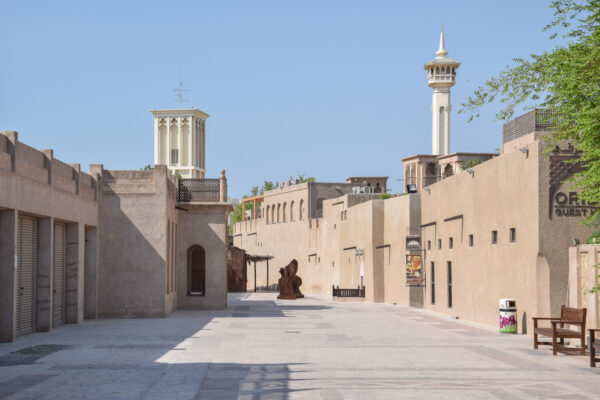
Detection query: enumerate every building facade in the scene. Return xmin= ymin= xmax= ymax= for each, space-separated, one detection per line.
xmin=0 ymin=108 xmax=232 ymax=342
xmin=231 ymin=31 xmax=598 ymax=334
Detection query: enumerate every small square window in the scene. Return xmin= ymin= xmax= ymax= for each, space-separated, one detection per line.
xmin=449 ymin=237 xmax=453 ymax=249
xmin=492 ymin=230 xmax=498 ymax=244
xmin=427 ymin=240 xmax=431 ymax=250
xmin=438 ymin=239 xmax=442 ymax=250
xmin=510 ymin=228 xmax=516 ymax=243
xmin=468 ymin=234 xmax=474 ymax=247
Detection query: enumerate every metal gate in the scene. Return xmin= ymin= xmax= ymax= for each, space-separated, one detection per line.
xmin=17 ymin=215 xmax=38 ymax=336
xmin=53 ymin=222 xmax=67 ymax=327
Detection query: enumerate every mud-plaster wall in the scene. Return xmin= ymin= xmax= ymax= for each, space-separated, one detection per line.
xmin=177 ymin=206 xmax=228 ymax=309
xmin=97 ymin=167 xmax=170 ymax=318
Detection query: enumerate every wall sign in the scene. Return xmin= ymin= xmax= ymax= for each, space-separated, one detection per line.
xmin=548 ymin=145 xmax=586 ymax=219
xmin=405 ymin=235 xmax=421 ymax=251
xmin=553 ymin=191 xmax=598 ymax=217
xmin=406 ymin=254 xmax=422 ymax=285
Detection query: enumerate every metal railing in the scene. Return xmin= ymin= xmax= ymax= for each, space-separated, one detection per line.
xmin=255 ymin=283 xmax=279 ymax=293
xmin=179 ymin=178 xmax=220 ymax=202
xmin=332 ymin=285 xmax=365 ymax=298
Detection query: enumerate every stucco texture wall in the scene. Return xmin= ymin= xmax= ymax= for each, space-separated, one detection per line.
xmin=177 ymin=205 xmax=229 ymax=310
xmin=420 ymin=142 xmax=541 ymax=332
xmin=97 ymin=167 xmax=170 ymax=318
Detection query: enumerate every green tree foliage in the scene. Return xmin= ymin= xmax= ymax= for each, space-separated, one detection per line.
xmin=460 ymin=0 xmax=600 ymax=230
xmin=459 ymin=159 xmax=483 ymax=170
xmin=141 ymin=164 xmax=154 ymax=170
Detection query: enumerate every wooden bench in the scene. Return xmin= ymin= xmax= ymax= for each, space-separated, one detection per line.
xmin=590 ymin=329 xmax=600 ymax=367
xmin=533 ymin=306 xmax=586 ymax=356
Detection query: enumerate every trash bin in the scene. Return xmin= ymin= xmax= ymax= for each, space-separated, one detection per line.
xmin=499 ymin=298 xmax=517 ymax=333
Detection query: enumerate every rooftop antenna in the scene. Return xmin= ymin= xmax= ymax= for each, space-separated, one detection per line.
xmin=173 ymin=81 xmax=193 ymax=106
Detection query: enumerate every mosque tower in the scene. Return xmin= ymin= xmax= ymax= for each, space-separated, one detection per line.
xmin=424 ymin=27 xmax=460 ymax=155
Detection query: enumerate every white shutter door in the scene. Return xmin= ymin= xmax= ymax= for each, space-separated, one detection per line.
xmin=17 ymin=215 xmax=38 ymax=336
xmin=53 ymin=222 xmax=67 ymax=327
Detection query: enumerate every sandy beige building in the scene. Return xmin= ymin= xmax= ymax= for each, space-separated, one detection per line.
xmin=0 ymin=131 xmax=99 ymax=342
xmin=0 ymin=108 xmax=232 ymax=342
xmin=232 ymin=32 xmax=599 ymax=333
xmin=418 ymin=122 xmax=596 ymax=333
xmin=232 ymin=107 xmax=598 ymax=333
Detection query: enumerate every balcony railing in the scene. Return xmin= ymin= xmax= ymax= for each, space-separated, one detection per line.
xmin=332 ymin=285 xmax=365 ymax=298
xmin=179 ymin=178 xmax=220 ymax=202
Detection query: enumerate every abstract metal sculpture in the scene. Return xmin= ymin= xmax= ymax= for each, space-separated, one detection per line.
xmin=277 ymin=259 xmax=303 ymax=300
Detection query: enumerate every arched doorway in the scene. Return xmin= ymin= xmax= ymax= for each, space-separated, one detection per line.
xmin=188 ymin=245 xmax=205 ymax=296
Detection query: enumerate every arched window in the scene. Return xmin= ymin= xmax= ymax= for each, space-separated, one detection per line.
xmin=443 ymin=164 xmax=454 ymax=178
xmin=282 ymin=203 xmax=287 ymax=222
xmin=290 ymin=201 xmax=295 ymax=221
xmin=299 ymin=199 xmax=304 ymax=220
xmin=271 ymin=205 xmax=275 ymax=223
xmin=266 ymin=205 xmax=270 ymax=224
xmin=277 ymin=204 xmax=281 ymax=223
xmin=187 ymin=245 xmax=205 ymax=296
xmin=435 ymin=67 xmax=439 ymax=74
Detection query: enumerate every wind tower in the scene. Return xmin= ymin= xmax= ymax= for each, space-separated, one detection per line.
xmin=151 ymin=108 xmax=209 ymax=178
xmin=424 ymin=27 xmax=460 ymax=155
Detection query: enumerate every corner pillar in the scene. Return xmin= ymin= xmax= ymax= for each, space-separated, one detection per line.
xmin=0 ymin=209 xmax=17 ymax=342
xmin=84 ymin=226 xmax=98 ymax=319
xmin=37 ymin=217 xmax=53 ymax=331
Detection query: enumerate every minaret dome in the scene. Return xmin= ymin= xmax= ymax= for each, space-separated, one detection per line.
xmin=424 ymin=27 xmax=460 ymax=155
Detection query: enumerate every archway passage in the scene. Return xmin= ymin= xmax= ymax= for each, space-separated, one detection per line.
xmin=188 ymin=245 xmax=206 ymax=296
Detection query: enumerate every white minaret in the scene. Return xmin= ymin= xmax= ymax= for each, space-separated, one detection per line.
xmin=151 ymin=108 xmax=209 ymax=178
xmin=424 ymin=27 xmax=460 ymax=155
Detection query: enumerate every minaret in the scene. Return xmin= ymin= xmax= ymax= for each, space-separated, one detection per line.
xmin=424 ymin=27 xmax=460 ymax=155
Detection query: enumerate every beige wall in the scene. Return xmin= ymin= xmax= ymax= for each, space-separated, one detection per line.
xmin=234 ymin=189 xmax=421 ymax=302
xmin=0 ymin=131 xmax=98 ymax=342
xmin=421 ymin=142 xmax=540 ymax=332
xmin=419 ymin=140 xmax=596 ymax=332
xmin=97 ymin=166 xmax=176 ymax=318
xmin=177 ymin=204 xmax=229 ymax=310
xmin=568 ymin=245 xmax=600 ymax=330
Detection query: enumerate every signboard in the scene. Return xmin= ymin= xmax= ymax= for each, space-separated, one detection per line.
xmin=405 ymin=236 xmax=421 ymax=251
xmin=406 ymin=254 xmax=423 ymax=285
xmin=547 ymin=145 xmax=599 ymax=219
xmin=553 ymin=191 xmax=598 ymax=218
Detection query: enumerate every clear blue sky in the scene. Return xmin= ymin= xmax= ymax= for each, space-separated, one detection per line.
xmin=1 ymin=1 xmax=560 ymax=198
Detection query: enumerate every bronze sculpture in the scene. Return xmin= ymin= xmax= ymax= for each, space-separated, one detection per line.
xmin=277 ymin=259 xmax=303 ymax=300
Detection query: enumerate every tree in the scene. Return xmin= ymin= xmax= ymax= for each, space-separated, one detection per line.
xmin=460 ymin=0 xmax=600 ymax=230
xmin=459 ymin=159 xmax=483 ymax=170
xmin=141 ymin=164 xmax=154 ymax=170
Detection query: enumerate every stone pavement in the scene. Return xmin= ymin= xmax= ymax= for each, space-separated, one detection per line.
xmin=0 ymin=293 xmax=599 ymax=399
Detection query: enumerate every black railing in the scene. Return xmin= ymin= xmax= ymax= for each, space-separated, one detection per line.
xmin=255 ymin=283 xmax=279 ymax=293
xmin=179 ymin=178 xmax=220 ymax=202
xmin=332 ymin=285 xmax=365 ymax=298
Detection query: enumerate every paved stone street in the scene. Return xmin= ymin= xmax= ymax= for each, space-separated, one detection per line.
xmin=0 ymin=293 xmax=599 ymax=399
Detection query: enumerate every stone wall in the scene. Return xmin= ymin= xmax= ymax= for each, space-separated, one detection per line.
xmin=568 ymin=245 xmax=600 ymax=330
